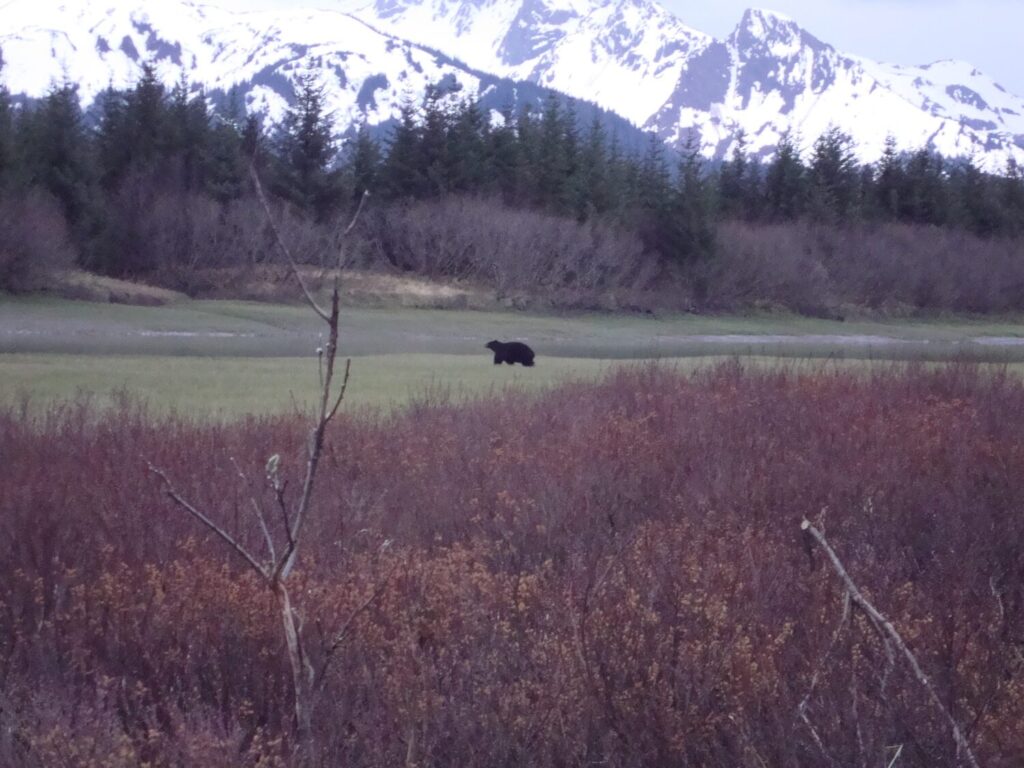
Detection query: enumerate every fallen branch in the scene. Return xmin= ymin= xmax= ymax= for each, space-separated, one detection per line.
xmin=800 ymin=519 xmax=982 ymax=768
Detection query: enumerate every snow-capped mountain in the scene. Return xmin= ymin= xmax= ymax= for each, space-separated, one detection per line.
xmin=1 ymin=0 xmax=1023 ymax=170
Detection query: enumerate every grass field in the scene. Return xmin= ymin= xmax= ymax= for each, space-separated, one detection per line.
xmin=5 ymin=294 xmax=1024 ymax=416
xmin=0 ymin=353 xmax=651 ymax=417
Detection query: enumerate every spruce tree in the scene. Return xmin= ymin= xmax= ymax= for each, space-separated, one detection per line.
xmin=205 ymin=115 xmax=247 ymax=202
xmin=575 ymin=115 xmax=610 ymax=219
xmin=635 ymin=133 xmax=674 ymax=256
xmin=167 ymin=77 xmax=213 ymax=191
xmin=718 ymin=130 xmax=753 ymax=219
xmin=903 ymin=147 xmax=948 ymax=226
xmin=126 ymin=62 xmax=169 ymax=167
xmin=0 ymin=79 xmax=13 ymax=186
xmin=808 ymin=126 xmax=858 ymax=222
xmin=763 ymin=131 xmax=806 ymax=221
xmin=274 ymin=75 xmax=342 ymax=219
xmin=637 ymin=132 xmax=670 ymax=211
xmin=603 ymin=131 xmax=631 ymax=221
xmin=419 ymin=87 xmax=450 ymax=196
xmin=21 ymin=81 xmax=94 ymax=239
xmin=560 ymin=98 xmax=581 ymax=212
xmin=95 ymin=86 xmax=133 ymax=189
xmin=537 ymin=93 xmax=569 ymax=211
xmin=671 ymin=135 xmax=716 ymax=264
xmin=513 ymin=103 xmax=539 ymax=206
xmin=951 ymin=157 xmax=1001 ymax=236
xmin=875 ymin=134 xmax=903 ymax=220
xmin=347 ymin=120 xmax=380 ymax=201
xmin=383 ymin=97 xmax=424 ymax=199
xmin=486 ymin=103 xmax=519 ymax=203
xmin=1002 ymin=158 xmax=1024 ymax=237
xmin=446 ymin=98 xmax=487 ymax=194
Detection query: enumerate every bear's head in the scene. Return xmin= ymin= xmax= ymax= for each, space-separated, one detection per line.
xmin=485 ymin=340 xmax=502 ymax=351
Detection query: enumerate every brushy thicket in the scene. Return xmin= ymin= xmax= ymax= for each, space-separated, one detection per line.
xmin=2 ymin=364 xmax=1024 ymax=767
xmin=709 ymin=221 xmax=1024 ymax=316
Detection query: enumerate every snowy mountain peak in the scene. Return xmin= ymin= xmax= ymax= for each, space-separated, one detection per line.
xmin=738 ymin=8 xmax=800 ymax=37
xmin=0 ymin=0 xmax=1022 ymax=171
xmin=732 ymin=6 xmax=823 ymax=58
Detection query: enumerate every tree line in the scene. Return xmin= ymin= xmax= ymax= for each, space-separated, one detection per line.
xmin=2 ymin=64 xmax=1023 ymax=293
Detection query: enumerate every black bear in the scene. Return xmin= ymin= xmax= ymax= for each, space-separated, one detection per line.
xmin=486 ymin=340 xmax=535 ymax=367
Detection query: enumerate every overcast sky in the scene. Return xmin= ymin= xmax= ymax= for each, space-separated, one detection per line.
xmin=226 ymin=0 xmax=1024 ymax=96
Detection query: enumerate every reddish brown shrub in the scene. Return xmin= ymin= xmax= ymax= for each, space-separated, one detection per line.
xmin=2 ymin=365 xmax=1024 ymax=766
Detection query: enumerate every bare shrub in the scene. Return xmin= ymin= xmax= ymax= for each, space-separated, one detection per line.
xmin=825 ymin=223 xmax=1024 ymax=314
xmin=3 ymin=364 xmax=1024 ymax=765
xmin=362 ymin=196 xmax=658 ymax=307
xmin=0 ymin=188 xmax=76 ymax=292
xmin=711 ymin=220 xmax=1024 ymax=315
xmin=706 ymin=221 xmax=833 ymax=313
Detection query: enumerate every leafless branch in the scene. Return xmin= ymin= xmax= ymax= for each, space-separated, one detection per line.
xmin=796 ymin=589 xmax=849 ymax=767
xmin=315 ymin=559 xmax=397 ymax=692
xmin=327 ymin=358 xmax=353 ymax=423
xmin=336 ymin=190 xmax=370 ymax=269
xmin=231 ymin=456 xmax=277 ymax=565
xmin=274 ymin=480 xmax=295 ymax=552
xmin=151 ymin=166 xmax=370 ymax=762
xmin=249 ymin=164 xmax=330 ymax=322
xmin=148 ymin=462 xmax=268 ymax=581
xmin=801 ymin=519 xmax=983 ymax=768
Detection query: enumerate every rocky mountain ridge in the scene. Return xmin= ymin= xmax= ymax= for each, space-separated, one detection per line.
xmin=1 ymin=0 xmax=1022 ymax=168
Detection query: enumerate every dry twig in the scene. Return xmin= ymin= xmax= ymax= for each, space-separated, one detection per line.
xmin=800 ymin=519 xmax=982 ymax=768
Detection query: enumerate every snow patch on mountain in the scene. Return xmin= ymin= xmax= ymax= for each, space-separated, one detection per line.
xmin=0 ymin=0 xmax=1022 ymax=170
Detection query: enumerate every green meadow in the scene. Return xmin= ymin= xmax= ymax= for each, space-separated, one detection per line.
xmin=4 ymin=294 xmax=1024 ymax=417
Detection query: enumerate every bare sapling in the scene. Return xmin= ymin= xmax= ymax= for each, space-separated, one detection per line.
xmin=149 ymin=167 xmax=369 ymax=764
xmin=799 ymin=518 xmax=982 ymax=768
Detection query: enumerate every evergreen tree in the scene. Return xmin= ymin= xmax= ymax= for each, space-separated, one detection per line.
xmin=670 ymin=135 xmax=716 ymax=264
xmin=951 ymin=157 xmax=1002 ymax=236
xmin=0 ymin=79 xmax=14 ymax=186
xmin=347 ymin=120 xmax=380 ymax=201
xmin=241 ymin=113 xmax=264 ymax=160
xmin=446 ymin=98 xmax=487 ymax=194
xmin=20 ymin=81 xmax=94 ymax=239
xmin=95 ymin=86 xmax=133 ymax=189
xmin=274 ymin=75 xmax=342 ymax=219
xmin=603 ymin=131 xmax=631 ymax=221
xmin=903 ymin=147 xmax=948 ymax=226
xmin=635 ymin=133 xmax=674 ymax=255
xmin=418 ymin=87 xmax=450 ymax=196
xmin=383 ymin=97 xmax=424 ymax=199
xmin=808 ymin=126 xmax=859 ymax=222
xmin=874 ymin=134 xmax=904 ymax=220
xmin=486 ymin=103 xmax=519 ymax=203
xmin=575 ymin=115 xmax=610 ymax=219
xmin=513 ymin=103 xmax=539 ymax=206
xmin=536 ymin=93 xmax=569 ymax=211
xmin=560 ymin=98 xmax=582 ymax=213
xmin=718 ymin=130 xmax=755 ymax=219
xmin=763 ymin=131 xmax=806 ymax=221
xmin=1002 ymin=158 xmax=1024 ymax=237
xmin=637 ymin=132 xmax=670 ymax=211
xmin=205 ymin=115 xmax=247 ymax=202
xmin=167 ymin=77 xmax=213 ymax=191
xmin=126 ymin=62 xmax=169 ymax=166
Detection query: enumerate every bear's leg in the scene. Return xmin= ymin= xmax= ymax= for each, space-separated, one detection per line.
xmin=493 ymin=353 xmax=503 ymax=365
